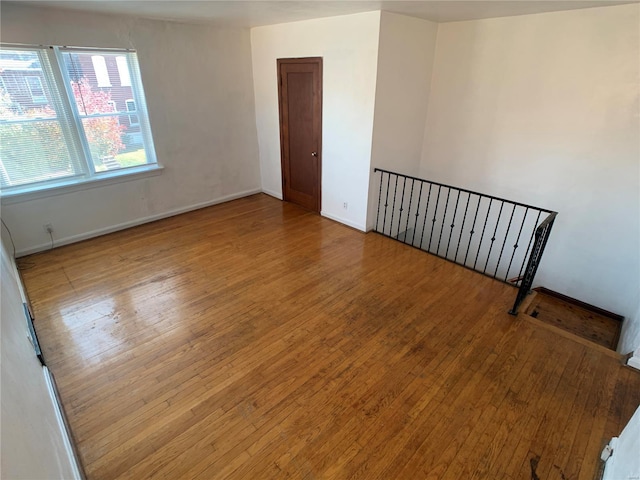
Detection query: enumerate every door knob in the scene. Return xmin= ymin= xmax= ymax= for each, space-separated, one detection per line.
xmin=311 ymin=151 xmax=318 ymax=157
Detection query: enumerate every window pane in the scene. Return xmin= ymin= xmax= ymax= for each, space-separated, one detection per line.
xmin=81 ymin=116 xmax=147 ymax=171
xmin=71 ymin=77 xmax=119 ymax=116
xmin=0 ymin=120 xmax=75 ymax=186
xmin=0 ymin=49 xmax=78 ymax=188
xmin=63 ymin=51 xmax=153 ymax=172
xmin=25 ymin=76 xmax=46 ymax=103
xmin=0 ymin=50 xmax=57 ymax=118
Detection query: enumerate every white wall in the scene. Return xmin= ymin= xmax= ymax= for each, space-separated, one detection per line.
xmin=603 ymin=406 xmax=640 ymax=480
xmin=0 ymin=3 xmax=260 ymax=255
xmin=1 ymin=235 xmax=79 ymax=479
xmin=419 ymin=4 xmax=640 ymax=352
xmin=367 ymin=12 xmax=438 ymax=230
xmin=251 ymin=12 xmax=381 ymax=231
xmin=624 ymin=302 xmax=640 ymax=368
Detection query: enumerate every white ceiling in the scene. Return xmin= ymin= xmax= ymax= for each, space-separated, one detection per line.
xmin=13 ymin=0 xmax=638 ymax=27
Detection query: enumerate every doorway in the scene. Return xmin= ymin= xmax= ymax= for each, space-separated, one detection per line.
xmin=277 ymin=57 xmax=322 ymax=212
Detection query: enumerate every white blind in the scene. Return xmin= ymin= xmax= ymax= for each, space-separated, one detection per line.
xmin=0 ymin=45 xmax=158 ymax=194
xmin=0 ymin=48 xmax=81 ymax=188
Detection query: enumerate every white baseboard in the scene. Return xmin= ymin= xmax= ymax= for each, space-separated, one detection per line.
xmin=43 ymin=367 xmax=84 ymax=480
xmin=321 ymin=211 xmax=366 ymax=232
xmin=16 ymin=188 xmax=262 ymax=257
xmin=627 ymin=354 xmax=640 ymax=370
xmin=601 ymin=436 xmax=619 ymax=480
xmin=262 ymin=188 xmax=283 ymax=200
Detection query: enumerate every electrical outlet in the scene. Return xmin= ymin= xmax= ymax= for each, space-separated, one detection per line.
xmin=44 ymin=223 xmax=53 ymax=234
xmin=343 ymin=202 xmax=348 ymax=210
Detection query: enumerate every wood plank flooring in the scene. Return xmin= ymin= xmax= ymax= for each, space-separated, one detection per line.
xmin=18 ymin=194 xmax=640 ymax=480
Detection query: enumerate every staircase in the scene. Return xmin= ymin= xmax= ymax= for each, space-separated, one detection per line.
xmin=522 ymin=288 xmax=622 ymax=352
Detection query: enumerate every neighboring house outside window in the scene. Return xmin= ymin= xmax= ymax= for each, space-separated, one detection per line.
xmin=0 ymin=45 xmax=158 ymax=196
xmin=126 ymin=99 xmax=139 ymax=126
xmin=116 ymin=56 xmax=131 ymax=87
xmin=25 ymin=75 xmax=47 ymax=103
xmin=91 ymin=55 xmax=111 ymax=87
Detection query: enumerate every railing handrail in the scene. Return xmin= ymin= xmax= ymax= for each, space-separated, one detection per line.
xmin=536 ymin=211 xmax=557 ymax=231
xmin=508 ymin=212 xmax=556 ymax=314
xmin=373 ymin=168 xmax=556 ymax=215
xmin=372 ymin=168 xmax=557 ymax=315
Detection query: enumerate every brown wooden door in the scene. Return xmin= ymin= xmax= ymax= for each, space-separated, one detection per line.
xmin=277 ymin=58 xmax=322 ymax=212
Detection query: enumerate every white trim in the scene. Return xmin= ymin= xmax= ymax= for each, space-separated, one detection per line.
xmin=601 ymin=436 xmax=620 ymax=480
xmin=16 ymin=188 xmax=262 ymax=257
xmin=262 ymin=188 xmax=283 ymax=200
xmin=627 ymin=351 xmax=640 ymax=370
xmin=43 ymin=367 xmax=83 ymax=480
xmin=1 ymin=165 xmax=164 ymax=205
xmin=60 ymin=46 xmax=133 ymax=53
xmin=321 ymin=211 xmax=366 ymax=232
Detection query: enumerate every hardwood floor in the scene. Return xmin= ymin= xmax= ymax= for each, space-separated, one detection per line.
xmin=19 ymin=194 xmax=640 ymax=480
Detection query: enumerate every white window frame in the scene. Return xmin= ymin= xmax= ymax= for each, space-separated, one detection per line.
xmin=125 ymin=99 xmax=139 ymax=126
xmin=25 ymin=75 xmax=47 ymax=103
xmin=0 ymin=44 xmax=161 ymax=203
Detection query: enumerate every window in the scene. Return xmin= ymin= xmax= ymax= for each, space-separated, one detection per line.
xmin=25 ymin=76 xmax=47 ymax=103
xmin=116 ymin=56 xmax=131 ymax=87
xmin=125 ymin=99 xmax=139 ymax=126
xmin=91 ymin=55 xmax=111 ymax=87
xmin=0 ymin=45 xmax=158 ymax=195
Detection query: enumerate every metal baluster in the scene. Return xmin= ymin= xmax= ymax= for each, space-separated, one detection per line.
xmin=428 ymin=185 xmax=442 ymax=252
xmin=445 ymin=190 xmax=461 ymax=260
xmin=494 ymin=204 xmax=516 ymax=278
xmin=516 ymin=210 xmax=542 ymax=283
xmin=473 ymin=198 xmax=493 ymax=270
xmin=382 ymin=172 xmax=391 ymax=235
xmin=403 ymin=179 xmax=415 ymax=244
xmin=397 ymin=177 xmax=407 ymax=239
xmin=389 ymin=175 xmax=399 ymax=237
xmin=411 ymin=182 xmax=424 ymax=246
xmin=483 ymin=200 xmax=504 ymax=273
xmin=463 ymin=195 xmax=482 ymax=266
xmin=436 ymin=187 xmax=451 ymax=256
xmin=371 ymin=170 xmax=556 ymax=298
xmin=419 ymin=183 xmax=433 ymax=249
xmin=454 ymin=192 xmax=471 ymax=263
xmin=375 ymin=171 xmax=383 ymax=232
xmin=504 ymin=207 xmax=529 ymax=282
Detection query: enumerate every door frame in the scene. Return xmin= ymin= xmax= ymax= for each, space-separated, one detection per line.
xmin=277 ymin=57 xmax=323 ymax=213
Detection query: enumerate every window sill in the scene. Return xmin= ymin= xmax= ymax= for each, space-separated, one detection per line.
xmin=0 ymin=165 xmax=164 ymax=205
